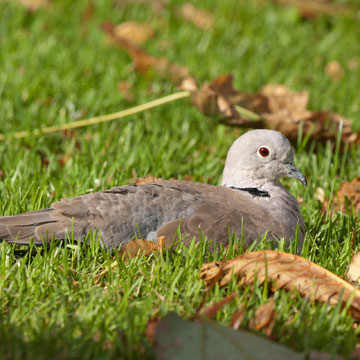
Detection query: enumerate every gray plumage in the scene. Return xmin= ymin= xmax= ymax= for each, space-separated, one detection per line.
xmin=0 ymin=130 xmax=306 ymax=249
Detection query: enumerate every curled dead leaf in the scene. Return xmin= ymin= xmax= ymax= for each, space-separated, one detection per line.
xmin=200 ymin=250 xmax=360 ymax=320
xmin=323 ymin=177 xmax=360 ymax=213
xmin=178 ymin=3 xmax=214 ymax=30
xmin=101 ymin=21 xmax=189 ymax=84
xmin=249 ymin=298 xmax=276 ymax=337
xmin=191 ymin=74 xmax=262 ymax=127
xmin=201 ymin=292 xmax=237 ymax=318
xmin=191 ymin=75 xmax=359 ymax=147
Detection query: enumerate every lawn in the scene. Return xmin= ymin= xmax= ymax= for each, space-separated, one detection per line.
xmin=0 ymin=0 xmax=360 ymax=358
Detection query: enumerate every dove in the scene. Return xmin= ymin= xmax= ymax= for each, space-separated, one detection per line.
xmin=0 ymin=129 xmax=306 ymax=250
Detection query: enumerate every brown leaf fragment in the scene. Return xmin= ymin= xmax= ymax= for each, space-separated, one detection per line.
xmin=324 ymin=177 xmax=360 ymax=213
xmin=249 ymin=298 xmax=277 ymax=337
xmin=101 ymin=21 xmax=189 ymax=84
xmin=325 ymin=60 xmax=344 ymax=81
xmin=346 ymin=252 xmax=360 ymax=284
xmin=113 ymin=21 xmax=154 ymax=46
xmin=201 ymin=292 xmax=237 ymax=318
xmin=200 ymin=250 xmax=360 ymax=320
xmin=134 ymin=175 xmax=162 ymax=185
xmin=146 ymin=317 xmax=160 ymax=345
xmin=191 ymin=74 xmax=263 ymax=127
xmin=274 ymin=0 xmax=353 ymax=18
xmin=229 ymin=303 xmax=245 ymax=330
xmin=118 ymin=81 xmax=135 ymax=101
xmin=178 ymin=3 xmax=214 ymax=30
xmin=119 ymin=239 xmax=160 ymax=259
xmin=16 ymin=0 xmax=50 ymax=11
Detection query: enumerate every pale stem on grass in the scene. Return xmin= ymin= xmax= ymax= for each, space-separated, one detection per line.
xmin=0 ymin=91 xmax=191 ymax=141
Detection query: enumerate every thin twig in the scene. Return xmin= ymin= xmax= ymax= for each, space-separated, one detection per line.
xmin=0 ymin=91 xmax=191 ymax=141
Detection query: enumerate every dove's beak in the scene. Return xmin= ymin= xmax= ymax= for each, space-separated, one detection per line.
xmin=287 ymin=164 xmax=307 ymax=186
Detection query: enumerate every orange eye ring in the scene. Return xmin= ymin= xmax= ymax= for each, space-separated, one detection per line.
xmin=258 ymin=146 xmax=270 ymax=157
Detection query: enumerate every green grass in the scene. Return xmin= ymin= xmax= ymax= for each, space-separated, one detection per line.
xmin=0 ymin=0 xmax=360 ymax=358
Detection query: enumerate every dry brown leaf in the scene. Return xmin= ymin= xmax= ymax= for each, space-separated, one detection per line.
xmin=119 ymin=238 xmax=160 ymax=259
xmin=346 ymin=252 xmax=360 ymax=284
xmin=229 ymin=303 xmax=245 ymax=330
xmin=324 ymin=177 xmax=360 ymax=213
xmin=325 ymin=60 xmax=344 ymax=81
xmin=146 ymin=317 xmax=160 ymax=345
xmin=118 ymin=81 xmax=135 ymax=101
xmin=192 ymin=75 xmax=359 ymax=146
xmin=58 ymin=153 xmax=71 ymax=167
xmin=113 ymin=21 xmax=154 ymax=46
xmin=191 ymin=74 xmax=263 ymax=127
xmin=201 ymin=292 xmax=237 ymax=318
xmin=314 ymin=187 xmax=325 ymax=203
xmin=134 ymin=175 xmax=162 ymax=185
xmin=274 ymin=0 xmax=353 ymax=18
xmin=101 ymin=21 xmax=189 ymax=84
xmin=248 ymin=298 xmax=277 ymax=337
xmin=16 ymin=0 xmax=50 ymax=11
xmin=200 ymin=250 xmax=360 ymax=320
xmin=178 ymin=3 xmax=214 ymax=30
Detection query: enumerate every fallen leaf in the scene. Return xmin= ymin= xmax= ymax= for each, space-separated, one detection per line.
xmin=58 ymin=153 xmax=71 ymax=167
xmin=191 ymin=74 xmax=359 ymax=146
xmin=201 ymin=292 xmax=237 ymax=318
xmin=16 ymin=0 xmax=50 ymax=11
xmin=324 ymin=177 xmax=360 ymax=213
xmin=273 ymin=0 xmax=353 ymax=18
xmin=346 ymin=252 xmax=360 ymax=284
xmin=200 ymin=250 xmax=360 ymax=320
xmin=119 ymin=238 xmax=160 ymax=259
xmin=134 ymin=175 xmax=162 ymax=185
xmin=249 ymin=298 xmax=277 ymax=337
xmin=229 ymin=304 xmax=245 ymax=330
xmin=191 ymin=74 xmax=262 ymax=127
xmin=146 ymin=317 xmax=160 ymax=345
xmin=118 ymin=81 xmax=135 ymax=101
xmin=155 ymin=313 xmax=303 ymax=360
xmin=325 ymin=60 xmax=344 ymax=81
xmin=178 ymin=3 xmax=214 ymax=30
xmin=101 ymin=21 xmax=189 ymax=84
xmin=113 ymin=21 xmax=154 ymax=46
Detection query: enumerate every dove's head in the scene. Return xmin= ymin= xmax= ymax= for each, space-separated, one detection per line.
xmin=221 ymin=129 xmax=306 ymax=188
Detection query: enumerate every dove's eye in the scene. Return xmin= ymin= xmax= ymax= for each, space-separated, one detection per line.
xmin=258 ymin=146 xmax=270 ymax=157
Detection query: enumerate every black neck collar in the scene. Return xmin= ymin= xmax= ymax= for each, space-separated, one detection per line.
xmin=230 ymin=187 xmax=270 ymax=198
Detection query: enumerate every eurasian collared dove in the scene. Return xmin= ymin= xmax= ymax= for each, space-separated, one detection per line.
xmin=0 ymin=129 xmax=306 ymax=249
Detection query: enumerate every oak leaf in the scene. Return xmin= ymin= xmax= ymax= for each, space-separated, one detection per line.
xmin=200 ymin=250 xmax=360 ymax=320
xmin=113 ymin=21 xmax=154 ymax=46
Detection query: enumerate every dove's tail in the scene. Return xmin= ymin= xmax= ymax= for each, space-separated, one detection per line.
xmin=0 ymin=209 xmax=56 ymax=245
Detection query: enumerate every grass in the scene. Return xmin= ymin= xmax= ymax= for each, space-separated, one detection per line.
xmin=0 ymin=0 xmax=360 ymax=358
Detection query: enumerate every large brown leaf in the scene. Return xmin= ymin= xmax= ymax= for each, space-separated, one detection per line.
xmin=200 ymin=251 xmax=360 ymax=320
xmin=190 ymin=74 xmax=359 ymax=146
